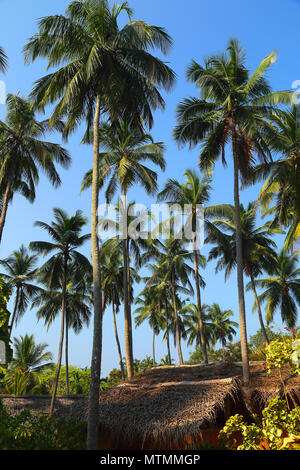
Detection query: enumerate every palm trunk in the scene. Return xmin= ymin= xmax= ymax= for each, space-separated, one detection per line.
xmin=152 ymin=325 xmax=156 ymax=368
xmin=112 ymin=301 xmax=125 ymax=380
xmin=49 ymin=259 xmax=67 ymax=415
xmin=122 ymin=188 xmax=134 ymax=378
xmin=250 ymin=271 xmax=269 ymax=344
xmin=171 ymin=272 xmax=183 ymax=365
xmin=193 ymin=249 xmax=208 ymax=364
xmin=65 ymin=315 xmax=69 ymax=395
xmin=87 ymin=94 xmax=103 ymax=450
xmin=0 ymin=181 xmax=11 ymax=244
xmin=8 ymin=285 xmax=19 ymax=340
xmin=233 ymin=132 xmax=250 ymax=384
xmin=164 ymin=298 xmax=172 ymax=365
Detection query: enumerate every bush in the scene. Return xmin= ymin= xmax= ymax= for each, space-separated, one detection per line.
xmin=0 ymin=399 xmax=86 ymax=450
xmin=219 ymin=397 xmax=300 ymax=450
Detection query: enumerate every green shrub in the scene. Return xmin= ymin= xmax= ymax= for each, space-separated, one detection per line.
xmin=0 ymin=399 xmax=86 ymax=450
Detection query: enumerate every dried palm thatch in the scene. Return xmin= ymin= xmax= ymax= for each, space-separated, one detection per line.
xmin=1 ymin=362 xmax=299 ymax=450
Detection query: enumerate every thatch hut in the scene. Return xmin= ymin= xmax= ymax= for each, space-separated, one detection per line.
xmin=1 ymin=361 xmax=299 ymax=450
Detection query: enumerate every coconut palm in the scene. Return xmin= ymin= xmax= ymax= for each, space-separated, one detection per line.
xmin=0 ymin=94 xmax=70 ymax=243
xmin=206 ymin=202 xmax=278 ymax=344
xmin=31 ymin=269 xmax=92 ymax=394
xmin=29 ymin=208 xmax=90 ymax=414
xmin=24 ymin=2 xmax=175 ymax=445
xmin=0 ymin=245 xmax=42 ymax=339
xmin=182 ymin=302 xmax=213 ymax=354
xmin=100 ymin=241 xmax=140 ymax=379
xmin=157 ymin=169 xmax=210 ymax=363
xmin=134 ymin=287 xmax=164 ymax=368
xmin=4 ymin=334 xmax=53 ymax=395
xmin=174 ymin=38 xmax=292 ymax=383
xmin=204 ymin=303 xmax=238 ymax=360
xmin=248 ymin=105 xmax=300 ymax=251
xmin=253 ymin=250 xmax=300 ymax=329
xmin=81 ymin=120 xmax=166 ymax=377
xmin=144 ymin=237 xmax=194 ymax=365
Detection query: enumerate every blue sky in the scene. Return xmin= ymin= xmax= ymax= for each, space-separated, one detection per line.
xmin=0 ymin=0 xmax=299 ymax=376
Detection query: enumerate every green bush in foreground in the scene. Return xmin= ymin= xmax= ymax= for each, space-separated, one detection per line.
xmin=0 ymin=400 xmax=86 ymax=450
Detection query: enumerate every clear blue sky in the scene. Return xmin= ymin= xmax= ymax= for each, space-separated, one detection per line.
xmin=0 ymin=0 xmax=299 ymax=376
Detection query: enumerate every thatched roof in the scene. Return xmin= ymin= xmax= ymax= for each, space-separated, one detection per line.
xmin=95 ymin=362 xmax=300 ymax=449
xmin=1 ymin=362 xmax=299 ymax=449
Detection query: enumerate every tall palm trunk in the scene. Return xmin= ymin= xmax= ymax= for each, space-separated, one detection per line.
xmin=0 ymin=181 xmax=11 ymax=243
xmin=152 ymin=325 xmax=156 ymax=368
xmin=9 ymin=285 xmax=19 ymax=340
xmin=232 ymin=131 xmax=250 ymax=384
xmin=193 ymin=248 xmax=208 ymax=364
xmin=171 ymin=272 xmax=183 ymax=365
xmin=112 ymin=301 xmax=125 ymax=380
xmin=122 ymin=188 xmax=134 ymax=378
xmin=65 ymin=314 xmax=69 ymax=394
xmin=50 ymin=259 xmax=67 ymax=415
xmin=250 ymin=271 xmax=269 ymax=344
xmin=87 ymin=94 xmax=103 ymax=450
xmin=164 ymin=298 xmax=172 ymax=365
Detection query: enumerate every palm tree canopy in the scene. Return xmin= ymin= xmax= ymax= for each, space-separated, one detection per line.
xmin=0 ymin=94 xmax=71 ymax=200
xmin=203 ymin=303 xmax=238 ymax=347
xmin=81 ymin=119 xmax=166 ymax=199
xmin=206 ymin=202 xmax=278 ymax=279
xmin=253 ymin=249 xmax=300 ymax=328
xmin=23 ymin=0 xmax=176 ymax=135
xmin=10 ymin=334 xmax=53 ymax=373
xmin=29 ymin=208 xmax=91 ymax=290
xmin=174 ymin=38 xmax=292 ymax=181
xmin=0 ymin=245 xmax=42 ymax=325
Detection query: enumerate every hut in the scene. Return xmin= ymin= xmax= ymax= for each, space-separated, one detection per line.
xmin=1 ymin=361 xmax=299 ymax=450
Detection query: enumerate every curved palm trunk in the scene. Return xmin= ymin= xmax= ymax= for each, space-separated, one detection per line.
xmin=171 ymin=272 xmax=183 ymax=365
xmin=193 ymin=249 xmax=208 ymax=364
xmin=0 ymin=181 xmax=11 ymax=244
xmin=9 ymin=285 xmax=19 ymax=340
xmin=112 ymin=301 xmax=125 ymax=380
xmin=122 ymin=189 xmax=134 ymax=378
xmin=87 ymin=94 xmax=103 ymax=450
xmin=233 ymin=134 xmax=250 ymax=384
xmin=250 ymin=271 xmax=269 ymax=345
xmin=50 ymin=260 xmax=67 ymax=415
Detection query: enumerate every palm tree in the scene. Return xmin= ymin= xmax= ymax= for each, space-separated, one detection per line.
xmin=204 ymin=303 xmax=238 ymax=360
xmin=0 ymin=45 xmax=7 ymax=73
xmin=157 ymin=169 xmax=210 ymax=363
xmin=29 ymin=208 xmax=90 ymax=414
xmin=32 ymin=270 xmax=92 ymax=394
xmin=81 ymin=120 xmax=166 ymax=377
xmin=0 ymin=245 xmax=42 ymax=339
xmin=4 ymin=334 xmax=53 ymax=395
xmin=24 ymin=2 xmax=175 ymax=446
xmin=253 ymin=250 xmax=300 ymax=329
xmin=182 ymin=302 xmax=213 ymax=355
xmin=101 ymin=241 xmax=139 ymax=379
xmin=0 ymin=94 xmax=70 ymax=242
xmin=10 ymin=333 xmax=53 ymax=373
xmin=249 ymin=105 xmax=300 ymax=251
xmin=145 ymin=237 xmax=194 ymax=365
xmin=174 ymin=38 xmax=292 ymax=383
xmin=206 ymin=202 xmax=278 ymax=344
xmin=134 ymin=287 xmax=164 ymax=368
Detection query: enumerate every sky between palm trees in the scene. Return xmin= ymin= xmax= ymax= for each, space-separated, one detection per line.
xmin=0 ymin=0 xmax=299 ymax=375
